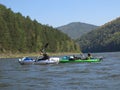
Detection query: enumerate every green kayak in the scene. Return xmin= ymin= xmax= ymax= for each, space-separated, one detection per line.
xmin=59 ymin=58 xmax=101 ymax=63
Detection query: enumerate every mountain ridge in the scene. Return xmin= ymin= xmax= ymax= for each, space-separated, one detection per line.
xmin=77 ymin=17 xmax=120 ymax=52
xmin=57 ymin=22 xmax=98 ymax=39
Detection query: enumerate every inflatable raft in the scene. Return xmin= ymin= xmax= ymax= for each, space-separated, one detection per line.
xmin=18 ymin=57 xmax=59 ymax=65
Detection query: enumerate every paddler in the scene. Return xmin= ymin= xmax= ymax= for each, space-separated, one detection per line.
xmin=87 ymin=53 xmax=93 ymax=59
xmin=38 ymin=51 xmax=49 ymax=61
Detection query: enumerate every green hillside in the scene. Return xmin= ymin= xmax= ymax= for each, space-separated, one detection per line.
xmin=0 ymin=4 xmax=80 ymax=53
xmin=57 ymin=22 xmax=98 ymax=39
xmin=77 ymin=17 xmax=120 ymax=52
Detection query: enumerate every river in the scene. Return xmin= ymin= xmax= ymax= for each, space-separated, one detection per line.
xmin=0 ymin=52 xmax=120 ymax=90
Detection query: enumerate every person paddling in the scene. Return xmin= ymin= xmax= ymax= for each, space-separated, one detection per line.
xmin=38 ymin=52 xmax=49 ymax=61
xmin=37 ymin=43 xmax=49 ymax=61
xmin=87 ymin=53 xmax=93 ymax=59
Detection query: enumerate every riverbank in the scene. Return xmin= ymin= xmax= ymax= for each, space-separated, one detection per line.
xmin=0 ymin=52 xmax=80 ymax=58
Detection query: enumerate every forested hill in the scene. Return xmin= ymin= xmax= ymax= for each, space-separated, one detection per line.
xmin=57 ymin=22 xmax=98 ymax=39
xmin=0 ymin=4 xmax=80 ymax=53
xmin=76 ymin=17 xmax=120 ymax=53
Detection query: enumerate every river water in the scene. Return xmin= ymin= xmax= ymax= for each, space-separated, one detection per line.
xmin=0 ymin=52 xmax=120 ymax=90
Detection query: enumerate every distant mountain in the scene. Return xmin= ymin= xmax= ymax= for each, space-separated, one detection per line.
xmin=57 ymin=22 xmax=98 ymax=39
xmin=76 ymin=17 xmax=120 ymax=53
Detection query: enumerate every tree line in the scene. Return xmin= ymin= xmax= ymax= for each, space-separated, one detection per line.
xmin=76 ymin=17 xmax=120 ymax=52
xmin=0 ymin=4 xmax=80 ymax=53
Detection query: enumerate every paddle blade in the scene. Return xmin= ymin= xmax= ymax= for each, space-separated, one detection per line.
xmin=44 ymin=43 xmax=49 ymax=48
xmin=40 ymin=43 xmax=49 ymax=53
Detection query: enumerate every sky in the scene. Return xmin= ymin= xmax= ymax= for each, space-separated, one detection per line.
xmin=0 ymin=0 xmax=120 ymax=27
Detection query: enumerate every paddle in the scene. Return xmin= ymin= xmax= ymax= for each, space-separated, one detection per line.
xmin=80 ymin=52 xmax=86 ymax=59
xmin=40 ymin=43 xmax=49 ymax=54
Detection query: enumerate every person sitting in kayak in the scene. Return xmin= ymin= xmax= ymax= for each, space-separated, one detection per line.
xmin=69 ymin=55 xmax=74 ymax=60
xmin=69 ymin=55 xmax=78 ymax=60
xmin=86 ymin=53 xmax=93 ymax=59
xmin=38 ymin=52 xmax=49 ymax=61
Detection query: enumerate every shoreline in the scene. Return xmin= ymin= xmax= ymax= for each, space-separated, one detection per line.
xmin=0 ymin=52 xmax=80 ymax=59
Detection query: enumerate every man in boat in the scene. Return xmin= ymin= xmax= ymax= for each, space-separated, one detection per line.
xmin=69 ymin=55 xmax=75 ymax=60
xmin=86 ymin=53 xmax=93 ymax=59
xmin=69 ymin=55 xmax=79 ymax=60
xmin=38 ymin=52 xmax=49 ymax=61
xmin=79 ymin=53 xmax=93 ymax=60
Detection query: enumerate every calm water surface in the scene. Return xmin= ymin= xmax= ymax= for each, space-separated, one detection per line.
xmin=0 ymin=52 xmax=120 ymax=90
